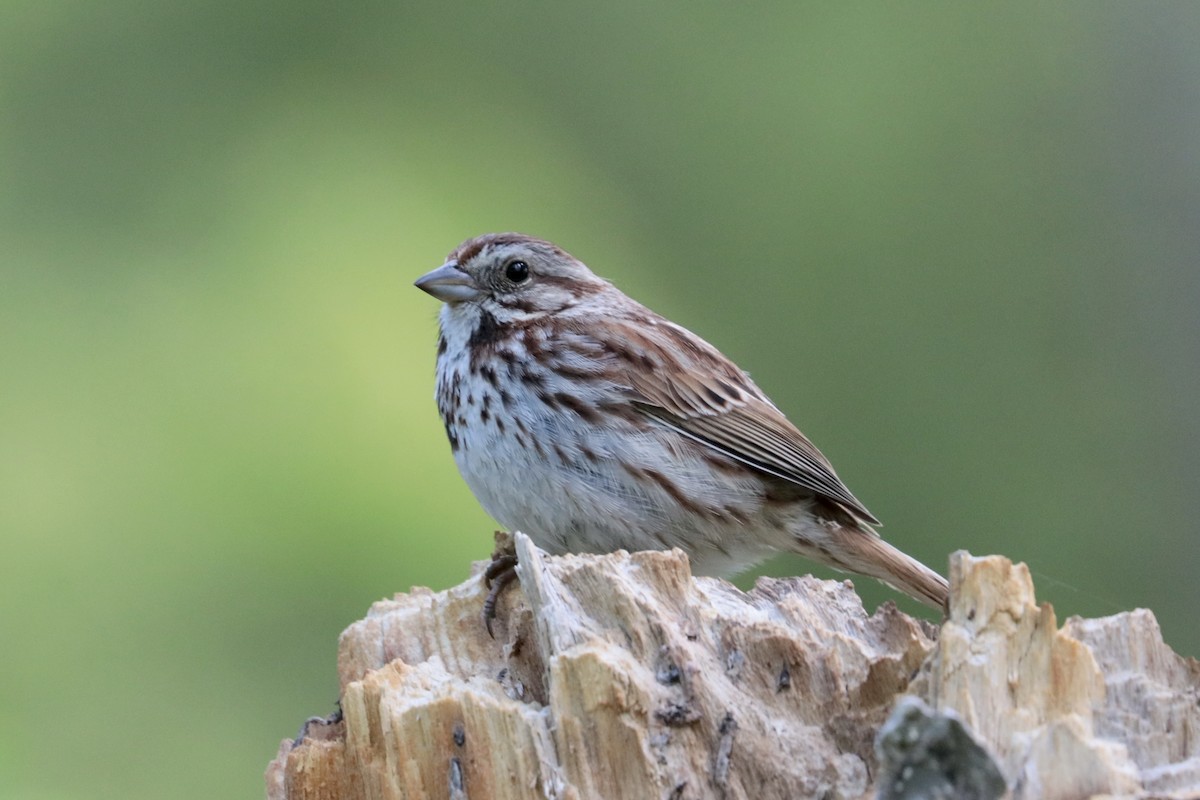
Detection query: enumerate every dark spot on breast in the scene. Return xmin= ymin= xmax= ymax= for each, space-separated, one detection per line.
xmin=480 ymin=407 xmax=490 ymax=423
xmin=520 ymin=328 xmax=545 ymax=356
xmin=495 ymin=417 xmax=506 ymax=434
xmin=600 ymin=401 xmax=654 ymax=430
xmin=554 ymin=392 xmax=600 ymax=423
xmin=537 ymin=391 xmax=559 ymax=410
xmin=436 ymin=372 xmax=464 ymax=419
xmin=520 ymin=369 xmax=545 ymax=388
xmin=498 ymin=388 xmax=513 ymax=408
xmin=551 ymin=363 xmax=598 ymax=379
xmin=642 ymin=468 xmax=707 ymax=516
xmin=469 ymin=309 xmax=504 ymax=351
xmin=480 ymin=365 xmax=499 ymax=388
xmin=622 ymin=463 xmax=711 ymax=519
xmin=437 ymin=335 xmax=447 ymax=356
xmin=579 ymin=444 xmax=599 ymax=463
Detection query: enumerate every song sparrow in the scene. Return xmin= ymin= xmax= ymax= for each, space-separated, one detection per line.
xmin=415 ymin=233 xmax=948 ymax=622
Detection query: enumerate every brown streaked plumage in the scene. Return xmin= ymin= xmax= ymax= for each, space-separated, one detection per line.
xmin=416 ymin=233 xmax=948 ymax=615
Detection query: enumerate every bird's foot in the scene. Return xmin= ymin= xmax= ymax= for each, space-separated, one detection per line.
xmin=482 ymin=543 xmax=519 ymax=638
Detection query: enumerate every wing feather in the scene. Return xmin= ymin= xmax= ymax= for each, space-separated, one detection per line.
xmin=606 ymin=319 xmax=880 ymax=526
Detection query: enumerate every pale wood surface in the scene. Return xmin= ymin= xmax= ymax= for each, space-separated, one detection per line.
xmin=266 ymin=537 xmax=1200 ymax=799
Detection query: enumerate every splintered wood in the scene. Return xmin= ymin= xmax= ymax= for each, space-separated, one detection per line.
xmin=266 ymin=538 xmax=1200 ymax=799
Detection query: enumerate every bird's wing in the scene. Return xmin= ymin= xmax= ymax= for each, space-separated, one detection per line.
xmin=605 ymin=318 xmax=880 ymax=526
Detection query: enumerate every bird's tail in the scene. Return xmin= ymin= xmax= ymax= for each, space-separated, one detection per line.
xmin=815 ymin=530 xmax=949 ymax=610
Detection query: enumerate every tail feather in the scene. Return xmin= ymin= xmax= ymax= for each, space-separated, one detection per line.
xmin=827 ymin=531 xmax=949 ymax=610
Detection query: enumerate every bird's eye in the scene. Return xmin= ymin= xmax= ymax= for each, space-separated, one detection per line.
xmin=504 ymin=260 xmax=530 ymax=283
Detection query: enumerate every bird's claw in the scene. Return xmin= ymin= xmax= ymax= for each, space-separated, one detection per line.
xmin=481 ymin=554 xmax=519 ymax=638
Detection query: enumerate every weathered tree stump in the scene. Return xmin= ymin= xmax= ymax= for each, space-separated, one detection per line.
xmin=265 ymin=534 xmax=1200 ymax=799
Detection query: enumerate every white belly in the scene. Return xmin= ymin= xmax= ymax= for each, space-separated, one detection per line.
xmin=448 ymin=373 xmax=794 ymax=576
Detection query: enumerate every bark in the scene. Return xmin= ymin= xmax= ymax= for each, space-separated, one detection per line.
xmin=266 ymin=534 xmax=1200 ymax=799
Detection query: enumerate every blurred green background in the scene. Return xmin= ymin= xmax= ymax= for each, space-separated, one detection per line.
xmin=3 ymin=2 xmax=1198 ymax=797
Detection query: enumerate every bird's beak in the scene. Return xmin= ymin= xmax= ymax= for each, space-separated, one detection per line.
xmin=414 ymin=261 xmax=483 ymax=303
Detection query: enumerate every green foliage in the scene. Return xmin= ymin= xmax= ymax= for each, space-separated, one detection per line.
xmin=2 ymin=2 xmax=1198 ymax=797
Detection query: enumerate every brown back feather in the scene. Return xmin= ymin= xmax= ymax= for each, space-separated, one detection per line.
xmin=599 ymin=316 xmax=881 ymax=526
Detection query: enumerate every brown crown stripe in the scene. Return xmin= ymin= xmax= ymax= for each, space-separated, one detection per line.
xmin=451 ymin=232 xmax=570 ymax=266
